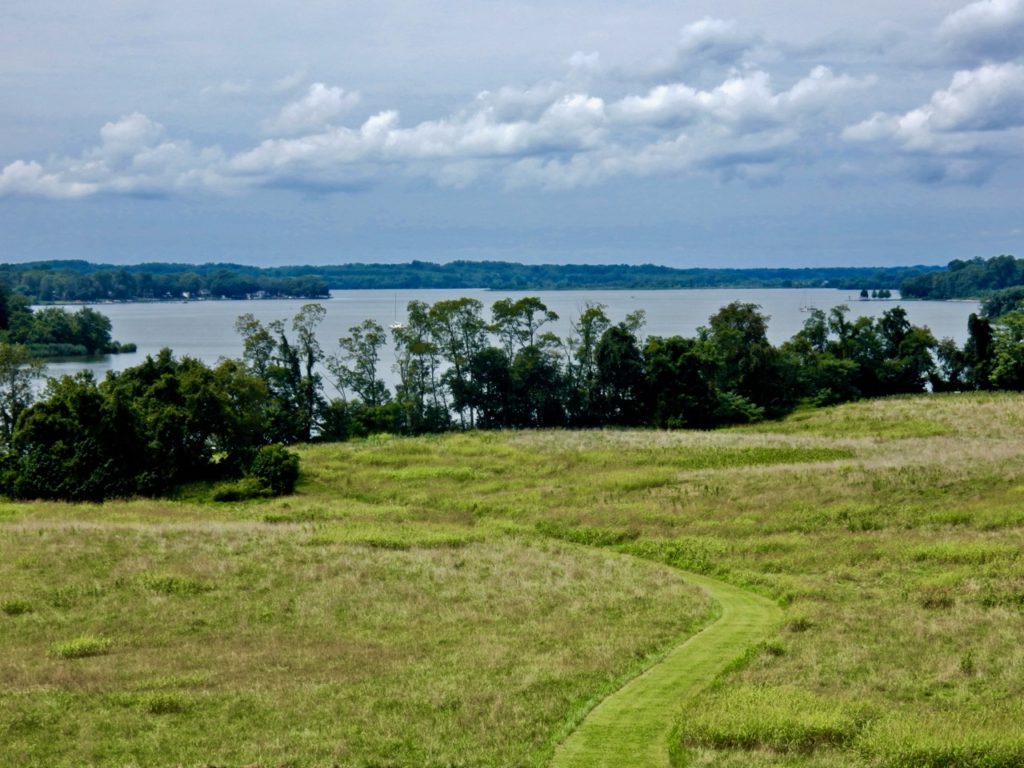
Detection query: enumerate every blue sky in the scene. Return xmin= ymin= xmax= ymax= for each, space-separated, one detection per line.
xmin=2 ymin=0 xmax=1022 ymax=267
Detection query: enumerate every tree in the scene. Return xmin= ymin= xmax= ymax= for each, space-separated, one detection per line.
xmin=700 ymin=302 xmax=793 ymax=419
xmin=594 ymin=323 xmax=645 ymax=426
xmin=328 ymin=319 xmax=390 ymax=407
xmin=5 ymin=373 xmax=128 ymax=501
xmin=565 ymin=303 xmax=610 ymax=423
xmin=429 ymin=298 xmax=487 ymax=427
xmin=490 ymin=297 xmax=558 ymax=361
xmin=509 ymin=344 xmax=566 ymax=427
xmin=989 ymin=310 xmax=1024 ymax=390
xmin=235 ymin=305 xmax=326 ymax=442
xmin=392 ymin=301 xmax=448 ymax=434
xmin=0 ymin=343 xmax=45 ymax=446
xmin=454 ymin=346 xmax=512 ymax=429
xmin=643 ymin=335 xmax=718 ymax=428
xmin=964 ymin=313 xmax=995 ymax=389
xmin=3 ymin=352 xmax=287 ymax=501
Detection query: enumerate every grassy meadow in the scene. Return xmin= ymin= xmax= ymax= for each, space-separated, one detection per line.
xmin=3 ymin=392 xmax=1024 ymax=766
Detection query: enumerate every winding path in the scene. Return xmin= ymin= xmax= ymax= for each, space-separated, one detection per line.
xmin=551 ymin=571 xmax=781 ymax=768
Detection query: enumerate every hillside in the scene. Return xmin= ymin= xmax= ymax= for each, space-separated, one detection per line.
xmin=3 ymin=393 xmax=1024 ymax=766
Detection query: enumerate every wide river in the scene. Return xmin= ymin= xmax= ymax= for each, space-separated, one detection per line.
xmin=44 ymin=288 xmax=980 ymax=389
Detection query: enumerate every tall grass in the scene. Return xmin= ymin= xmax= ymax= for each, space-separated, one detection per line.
xmin=3 ymin=391 xmax=1024 ymax=766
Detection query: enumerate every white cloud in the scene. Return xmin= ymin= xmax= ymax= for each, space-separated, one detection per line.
xmin=612 ymin=66 xmax=872 ymax=129
xmin=0 ymin=27 xmax=972 ymax=200
xmin=265 ymin=83 xmax=361 ymax=135
xmin=0 ymin=160 xmax=98 ymax=199
xmin=939 ymin=0 xmax=1024 ymax=62
xmin=843 ymin=62 xmax=1024 ymax=183
xmin=845 ymin=62 xmax=1024 ymax=149
xmin=98 ymin=113 xmax=165 ymax=158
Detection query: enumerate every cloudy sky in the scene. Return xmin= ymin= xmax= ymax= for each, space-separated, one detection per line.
xmin=2 ymin=0 xmax=1023 ymax=267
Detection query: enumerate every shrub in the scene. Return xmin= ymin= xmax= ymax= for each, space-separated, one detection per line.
xmin=249 ymin=444 xmax=300 ymax=496
xmin=50 ymin=635 xmax=112 ymax=659
xmin=212 ymin=477 xmax=271 ymax=502
xmin=2 ymin=598 xmax=33 ymax=616
xmin=139 ymin=572 xmax=212 ymax=596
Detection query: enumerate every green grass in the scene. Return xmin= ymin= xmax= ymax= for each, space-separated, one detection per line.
xmin=1 ymin=524 xmax=709 ymax=766
xmin=49 ymin=635 xmax=113 ymax=660
xmin=3 ymin=391 xmax=1024 ymax=766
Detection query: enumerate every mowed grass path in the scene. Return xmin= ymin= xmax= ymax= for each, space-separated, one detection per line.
xmin=553 ymin=572 xmax=780 ymax=768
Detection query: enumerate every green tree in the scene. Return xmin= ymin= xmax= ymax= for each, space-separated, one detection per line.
xmin=0 ymin=343 xmax=45 ymax=445
xmin=490 ymin=297 xmax=558 ymax=361
xmin=392 ymin=301 xmax=448 ymax=434
xmin=989 ymin=310 xmax=1024 ymax=390
xmin=429 ymin=298 xmax=487 ymax=427
xmin=565 ymin=303 xmax=610 ymax=423
xmin=594 ymin=323 xmax=645 ymax=426
xmin=328 ymin=319 xmax=390 ymax=407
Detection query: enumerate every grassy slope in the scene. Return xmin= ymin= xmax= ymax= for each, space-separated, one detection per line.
xmin=2 ymin=392 xmax=1024 ymax=766
xmin=0 ymin=525 xmax=710 ymax=767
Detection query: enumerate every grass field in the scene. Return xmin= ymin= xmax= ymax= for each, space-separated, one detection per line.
xmin=3 ymin=392 xmax=1024 ymax=766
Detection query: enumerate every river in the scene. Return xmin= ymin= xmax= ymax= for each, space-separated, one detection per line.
xmin=42 ymin=288 xmax=981 ymax=388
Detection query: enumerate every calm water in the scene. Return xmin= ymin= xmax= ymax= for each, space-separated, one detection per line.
xmin=44 ymin=289 xmax=981 ymax=388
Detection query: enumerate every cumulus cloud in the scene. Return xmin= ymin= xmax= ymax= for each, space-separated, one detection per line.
xmin=264 ymin=83 xmax=361 ymax=135
xmin=0 ymin=160 xmax=98 ymax=199
xmin=0 ymin=58 xmax=876 ymax=200
xmin=939 ymin=0 xmax=1024 ymax=62
xmin=845 ymin=62 xmax=1024 ymax=147
xmin=612 ymin=67 xmax=872 ymax=129
xmin=843 ymin=62 xmax=1024 ymax=183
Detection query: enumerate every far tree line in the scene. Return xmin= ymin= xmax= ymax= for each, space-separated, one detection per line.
xmin=0 ymin=259 xmax=936 ymax=303
xmin=3 ymin=293 xmax=1023 ymax=502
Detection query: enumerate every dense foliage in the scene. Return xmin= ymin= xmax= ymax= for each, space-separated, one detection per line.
xmin=0 ymin=351 xmax=299 ymax=501
xmin=0 ymin=282 xmax=133 ymax=356
xmin=900 ymin=254 xmax=1022 ymax=300
xmin=231 ymin=297 xmax=1015 ymax=442
xmin=0 ymin=259 xmax=938 ymax=302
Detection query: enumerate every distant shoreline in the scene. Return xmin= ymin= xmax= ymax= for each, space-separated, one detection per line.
xmin=3 ymin=259 xmax=940 ymax=304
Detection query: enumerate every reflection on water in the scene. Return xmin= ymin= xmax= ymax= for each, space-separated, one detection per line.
xmin=43 ymin=289 xmax=981 ymax=388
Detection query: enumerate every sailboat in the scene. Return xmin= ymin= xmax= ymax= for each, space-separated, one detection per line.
xmin=389 ymin=293 xmax=405 ymax=331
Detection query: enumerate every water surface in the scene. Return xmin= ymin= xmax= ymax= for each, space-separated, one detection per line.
xmin=44 ymin=288 xmax=981 ymax=388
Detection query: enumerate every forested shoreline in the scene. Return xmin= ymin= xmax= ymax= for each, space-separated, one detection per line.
xmin=0 ymin=283 xmax=134 ymax=358
xmin=4 ymin=289 xmax=1023 ymax=502
xmin=0 ymin=259 xmax=938 ymax=303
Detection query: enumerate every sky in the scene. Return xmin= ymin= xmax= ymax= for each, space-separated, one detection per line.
xmin=1 ymin=0 xmax=1023 ymax=268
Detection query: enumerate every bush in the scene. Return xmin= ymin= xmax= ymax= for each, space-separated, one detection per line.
xmin=249 ymin=444 xmax=300 ymax=496
xmin=2 ymin=598 xmax=33 ymax=616
xmin=50 ymin=635 xmax=112 ymax=659
xmin=212 ymin=477 xmax=271 ymax=502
